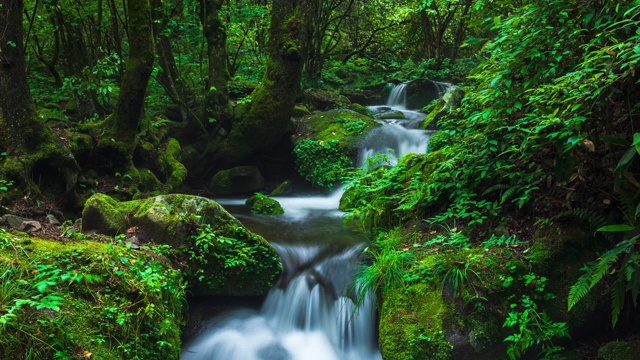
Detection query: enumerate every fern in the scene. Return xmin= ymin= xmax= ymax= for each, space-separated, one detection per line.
xmin=567 ymin=265 xmax=593 ymax=311
xmin=554 ymin=208 xmax=613 ymax=241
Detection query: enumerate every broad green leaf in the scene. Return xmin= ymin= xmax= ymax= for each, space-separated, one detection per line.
xmin=614 ymin=147 xmax=637 ymax=173
xmin=596 ymin=225 xmax=634 ymax=232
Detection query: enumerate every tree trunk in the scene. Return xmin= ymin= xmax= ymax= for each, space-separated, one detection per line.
xmin=0 ymin=0 xmax=79 ymax=202
xmin=199 ymin=0 xmax=231 ymax=122
xmin=214 ymin=0 xmax=311 ymax=167
xmin=108 ymin=0 xmax=154 ymax=143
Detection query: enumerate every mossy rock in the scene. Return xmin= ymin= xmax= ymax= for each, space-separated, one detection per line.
xmin=245 ymin=194 xmax=284 ymax=215
xmin=292 ymin=105 xmax=311 ymax=117
xmin=209 ymin=166 xmax=265 ymax=196
xmin=294 ymin=109 xmax=378 ymax=148
xmin=0 ymin=234 xmax=184 ymax=359
xmin=269 ymin=180 xmax=293 ymax=196
xmin=529 ymin=224 xmax=610 ymax=338
xmin=81 ymin=193 xmax=282 ymax=296
xmin=303 ymin=88 xmax=351 ymax=111
xmin=347 ymin=103 xmax=373 ymax=117
xmin=598 ymin=339 xmax=640 ymax=360
xmin=376 ymin=109 xmax=407 ymax=120
xmin=405 ymin=79 xmax=446 ymax=110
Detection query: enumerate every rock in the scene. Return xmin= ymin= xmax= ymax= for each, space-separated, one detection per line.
xmin=81 ymin=193 xmax=281 ymax=296
xmin=246 ymin=194 xmax=284 ymax=215
xmin=45 ymin=214 xmax=61 ymax=226
xmin=269 ymin=180 xmax=293 ymax=197
xmin=441 ymin=85 xmax=464 ymax=112
xmin=347 ymin=103 xmax=373 ymax=117
xmin=82 ymin=193 xmax=127 ymax=236
xmin=2 ymin=214 xmax=31 ymax=230
xmin=303 ymin=89 xmax=351 ymax=111
xmin=209 ymin=166 xmax=265 ymax=196
xmin=375 ymin=109 xmax=406 ymax=120
xmin=20 ymin=220 xmax=42 ymax=233
xmin=405 ymin=79 xmax=449 ymax=109
xmin=598 ymin=339 xmax=640 ymax=360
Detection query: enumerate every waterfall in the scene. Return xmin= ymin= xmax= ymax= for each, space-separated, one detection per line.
xmin=386 ymin=82 xmax=408 ymax=109
xmin=182 ymin=196 xmax=381 ymax=360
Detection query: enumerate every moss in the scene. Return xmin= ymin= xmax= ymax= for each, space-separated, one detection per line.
xmin=380 ymin=282 xmax=454 ymax=360
xmin=269 ymin=180 xmax=293 ymax=196
xmin=82 ymin=193 xmax=127 ymax=235
xmin=292 ymin=105 xmax=311 ymax=117
xmin=420 ymin=99 xmax=446 ymax=129
xmin=81 ymin=193 xmax=282 ymax=296
xmin=347 ymin=103 xmax=373 ymax=117
xmin=246 ymin=194 xmax=285 ymax=215
xmin=598 ymin=339 xmax=640 ymax=360
xmin=0 ymin=234 xmax=185 ymax=359
xmin=137 ymin=167 xmax=162 ymax=193
xmin=162 ymin=138 xmax=187 ymax=191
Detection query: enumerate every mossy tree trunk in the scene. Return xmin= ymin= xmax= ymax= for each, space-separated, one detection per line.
xmin=199 ymin=0 xmax=232 ymax=124
xmin=0 ymin=0 xmax=79 ymax=203
xmin=215 ymin=0 xmax=312 ymax=167
xmin=100 ymin=0 xmax=154 ymax=166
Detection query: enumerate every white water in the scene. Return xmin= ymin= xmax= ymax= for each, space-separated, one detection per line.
xmin=361 ymin=83 xmax=435 ymax=167
xmin=182 ymin=83 xmax=442 ymax=360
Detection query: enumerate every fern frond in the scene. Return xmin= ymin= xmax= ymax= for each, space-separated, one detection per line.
xmin=568 ymin=266 xmax=594 ymax=311
xmin=482 ymin=184 xmax=508 ymax=196
xmin=610 ymin=280 xmax=625 ymax=327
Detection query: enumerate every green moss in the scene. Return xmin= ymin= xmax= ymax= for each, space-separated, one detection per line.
xmin=162 ymin=138 xmax=187 ymax=191
xmin=81 ymin=193 xmax=282 ymax=296
xmin=82 ymin=193 xmax=127 ymax=236
xmin=0 ymin=234 xmax=185 ymax=359
xmin=420 ymin=99 xmax=446 ymax=129
xmin=598 ymin=339 xmax=640 ymax=360
xmin=137 ymin=167 xmax=162 ymax=193
xmin=246 ymin=194 xmax=285 ymax=215
xmin=292 ymin=105 xmax=311 ymax=117
xmin=380 ymin=282 xmax=453 ymax=360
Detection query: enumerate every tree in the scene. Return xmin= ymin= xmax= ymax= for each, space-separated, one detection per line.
xmin=212 ymin=0 xmax=312 ymax=167
xmin=0 ymin=0 xmax=79 ymax=203
xmin=99 ymin=0 xmax=155 ymax=169
xmin=199 ymin=0 xmax=232 ymax=122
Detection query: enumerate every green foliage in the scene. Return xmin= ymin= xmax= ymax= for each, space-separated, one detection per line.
xmin=354 ymin=228 xmax=415 ymax=306
xmin=246 ymin=193 xmax=284 ymax=215
xmin=293 ymin=139 xmax=353 ymax=189
xmin=0 ymin=231 xmax=185 ymax=359
xmin=503 ymin=273 xmax=570 ymax=359
xmin=188 ymin=223 xmax=261 ymax=285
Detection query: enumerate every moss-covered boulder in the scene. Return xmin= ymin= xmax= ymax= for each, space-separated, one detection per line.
xmin=420 ymin=85 xmax=464 ymax=130
xmin=246 ymin=194 xmax=284 ymax=215
xmin=303 ymin=89 xmax=351 ymax=111
xmin=209 ymin=166 xmax=265 ymax=196
xmin=292 ymin=109 xmax=379 ymax=188
xmin=598 ymin=339 xmax=640 ymax=360
xmin=0 ymin=231 xmax=185 ymax=359
xmin=379 ymin=249 xmax=514 ymax=360
xmin=81 ymin=193 xmax=281 ymax=296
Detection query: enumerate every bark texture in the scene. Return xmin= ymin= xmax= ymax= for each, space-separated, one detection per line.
xmin=216 ymin=0 xmax=312 ymax=167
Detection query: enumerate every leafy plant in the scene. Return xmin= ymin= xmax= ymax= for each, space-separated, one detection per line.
xmin=503 ymin=273 xmax=569 ymax=359
xmin=294 ymin=139 xmax=353 ymax=189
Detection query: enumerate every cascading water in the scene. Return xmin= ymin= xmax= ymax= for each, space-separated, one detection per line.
xmin=181 ymin=192 xmax=381 ymax=360
xmin=181 ymin=82 xmax=443 ymax=360
xmin=386 ymin=82 xmax=408 ymax=109
xmin=360 ymin=82 xmax=439 ymax=167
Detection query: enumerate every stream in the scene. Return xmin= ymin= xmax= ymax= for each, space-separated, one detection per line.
xmin=181 ymin=83 xmax=439 ymax=360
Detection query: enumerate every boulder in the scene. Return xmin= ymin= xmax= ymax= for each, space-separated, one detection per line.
xmin=246 ymin=194 xmax=284 ymax=215
xmin=405 ymin=79 xmax=450 ymax=110
xmin=209 ymin=166 xmax=265 ymax=196
xmin=81 ymin=193 xmax=281 ymax=296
